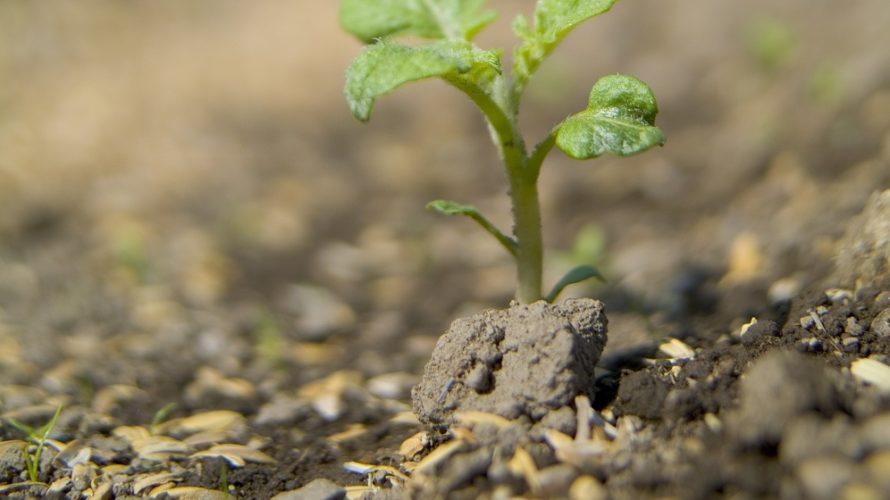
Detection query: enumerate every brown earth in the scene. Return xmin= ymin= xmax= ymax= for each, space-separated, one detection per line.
xmin=0 ymin=1 xmax=889 ymax=499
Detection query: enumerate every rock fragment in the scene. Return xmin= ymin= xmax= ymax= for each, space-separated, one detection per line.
xmin=732 ymin=351 xmax=837 ymax=445
xmin=795 ymin=454 xmax=855 ymax=500
xmin=851 ymin=358 xmax=890 ymax=394
xmin=870 ymin=308 xmax=890 ymax=337
xmin=271 ymin=478 xmax=346 ymax=500
xmin=280 ymin=285 xmax=355 ymax=341
xmin=832 ymin=189 xmax=890 ymax=285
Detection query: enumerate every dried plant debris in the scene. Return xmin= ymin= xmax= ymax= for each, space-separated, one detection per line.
xmin=0 ymin=3 xmax=889 ymax=497
xmin=190 ymin=444 xmax=276 ymax=467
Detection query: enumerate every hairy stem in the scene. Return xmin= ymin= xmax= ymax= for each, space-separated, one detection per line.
xmin=448 ymin=75 xmax=549 ymax=303
xmin=509 ymin=167 xmax=543 ymax=303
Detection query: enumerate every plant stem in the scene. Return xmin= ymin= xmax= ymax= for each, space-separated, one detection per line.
xmin=509 ymin=168 xmax=543 ymax=303
xmin=447 ymin=76 xmax=552 ymax=303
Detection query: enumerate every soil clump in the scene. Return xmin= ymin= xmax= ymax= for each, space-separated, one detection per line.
xmin=412 ymin=298 xmax=607 ymax=425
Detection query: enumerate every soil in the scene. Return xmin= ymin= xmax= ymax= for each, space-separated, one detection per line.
xmin=412 ymin=298 xmax=607 ymax=425
xmin=1 ymin=1 xmax=890 ymax=499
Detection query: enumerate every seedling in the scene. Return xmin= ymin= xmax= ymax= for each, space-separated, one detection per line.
xmin=341 ymin=0 xmax=664 ymax=303
xmin=150 ymin=402 xmax=178 ymax=435
xmin=219 ymin=461 xmax=232 ymax=497
xmin=6 ymin=405 xmax=63 ymax=482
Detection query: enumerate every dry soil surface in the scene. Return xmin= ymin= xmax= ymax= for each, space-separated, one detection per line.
xmin=1 ymin=1 xmax=889 ymax=499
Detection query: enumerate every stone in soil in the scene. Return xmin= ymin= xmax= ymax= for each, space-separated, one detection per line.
xmin=271 ymin=478 xmax=346 ymax=500
xmin=412 ymin=299 xmax=607 ymax=425
xmin=731 ymin=350 xmax=839 ymax=446
xmin=832 ymin=189 xmax=890 ymax=286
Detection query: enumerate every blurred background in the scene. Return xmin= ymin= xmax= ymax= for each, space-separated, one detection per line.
xmin=1 ymin=0 xmax=889 ymax=385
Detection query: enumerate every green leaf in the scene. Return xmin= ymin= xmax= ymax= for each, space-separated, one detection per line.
xmin=427 ymin=199 xmax=517 ymax=256
xmin=534 ymin=0 xmax=617 ymax=42
xmin=150 ymin=402 xmax=178 ymax=434
xmin=514 ymin=0 xmax=617 ymax=85
xmin=545 ymin=265 xmax=605 ymax=303
xmin=6 ymin=418 xmax=35 ymax=438
xmin=339 ymin=0 xmax=496 ymax=43
xmin=555 ymin=74 xmax=665 ymax=159
xmin=345 ymin=39 xmax=501 ymax=122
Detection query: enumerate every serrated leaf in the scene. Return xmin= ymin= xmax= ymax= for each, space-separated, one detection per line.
xmin=514 ymin=0 xmax=617 ymax=84
xmin=345 ymin=40 xmax=501 ymax=122
xmin=339 ymin=0 xmax=496 ymax=43
xmin=555 ymin=74 xmax=665 ymax=159
xmin=545 ymin=265 xmax=605 ymax=303
xmin=427 ymin=199 xmax=517 ymax=256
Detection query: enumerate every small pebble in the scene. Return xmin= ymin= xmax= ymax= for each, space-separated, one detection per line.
xmin=739 ymin=317 xmax=758 ymax=337
xmin=734 ymin=351 xmax=837 ymax=445
xmin=768 ymin=277 xmax=800 ymax=305
xmin=534 ymin=464 xmax=578 ymax=497
xmin=569 ymin=475 xmax=607 ymax=500
xmin=841 ymin=336 xmax=860 ymax=353
xmin=47 ymin=478 xmax=71 ymax=494
xmin=0 ymin=441 xmax=26 ymax=474
xmin=825 ymin=288 xmax=852 ymax=304
xmin=740 ymin=319 xmax=779 ymax=345
xmin=466 ymin=364 xmax=493 ymax=393
xmin=271 ymin=478 xmax=347 ymax=500
xmin=659 ymin=338 xmax=695 ymax=360
xmin=864 ymin=450 xmax=890 ymax=492
xmin=780 ymin=414 xmax=857 ymax=466
xmin=157 ymin=486 xmax=230 ymax=499
xmin=367 ymin=372 xmax=418 ymax=400
xmin=71 ymin=463 xmax=96 ymax=491
xmin=845 ymin=317 xmax=865 ymax=337
xmin=858 ymin=412 xmax=890 ymax=452
xmin=796 ymin=454 xmax=855 ymax=499
xmin=800 ymin=315 xmax=817 ymax=330
xmin=280 ymin=285 xmax=356 ymax=341
xmin=838 ymin=483 xmax=884 ymax=500
xmin=255 ymin=396 xmax=312 ymax=426
xmin=798 ymin=337 xmax=823 ymax=352
xmin=851 ymin=358 xmax=890 ymax=394
xmin=870 ymin=308 xmax=890 ymax=337
xmin=534 ymin=406 xmax=577 ymax=436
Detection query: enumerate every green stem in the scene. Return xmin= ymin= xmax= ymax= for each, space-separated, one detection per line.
xmin=528 ymin=133 xmax=555 ymax=180
xmin=446 ymin=76 xmax=549 ymax=303
xmin=509 ymin=168 xmax=543 ymax=303
xmin=465 ymin=211 xmax=519 ymax=257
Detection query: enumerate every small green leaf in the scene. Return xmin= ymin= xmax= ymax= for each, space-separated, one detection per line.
xmin=427 ymin=199 xmax=476 ymax=216
xmin=534 ymin=0 xmax=617 ymax=42
xmin=427 ymin=199 xmax=517 ymax=256
xmin=555 ymin=74 xmax=665 ymax=159
xmin=745 ymin=17 xmax=796 ymax=71
xmin=150 ymin=402 xmax=178 ymax=434
xmin=545 ymin=265 xmax=605 ymax=303
xmin=345 ymin=39 xmax=501 ymax=122
xmin=514 ymin=0 xmax=617 ymax=85
xmin=339 ymin=0 xmax=496 ymax=42
xmin=6 ymin=418 xmax=35 ymax=437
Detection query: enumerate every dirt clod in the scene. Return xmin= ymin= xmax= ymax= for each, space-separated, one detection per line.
xmin=731 ymin=350 xmax=839 ymax=446
xmin=412 ymin=299 xmax=607 ymax=425
xmin=833 ymin=189 xmax=890 ymax=286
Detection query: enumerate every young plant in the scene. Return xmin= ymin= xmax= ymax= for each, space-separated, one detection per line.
xmin=149 ymin=402 xmax=178 ymax=435
xmin=340 ymin=0 xmax=664 ymax=303
xmin=6 ymin=405 xmax=63 ymax=482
